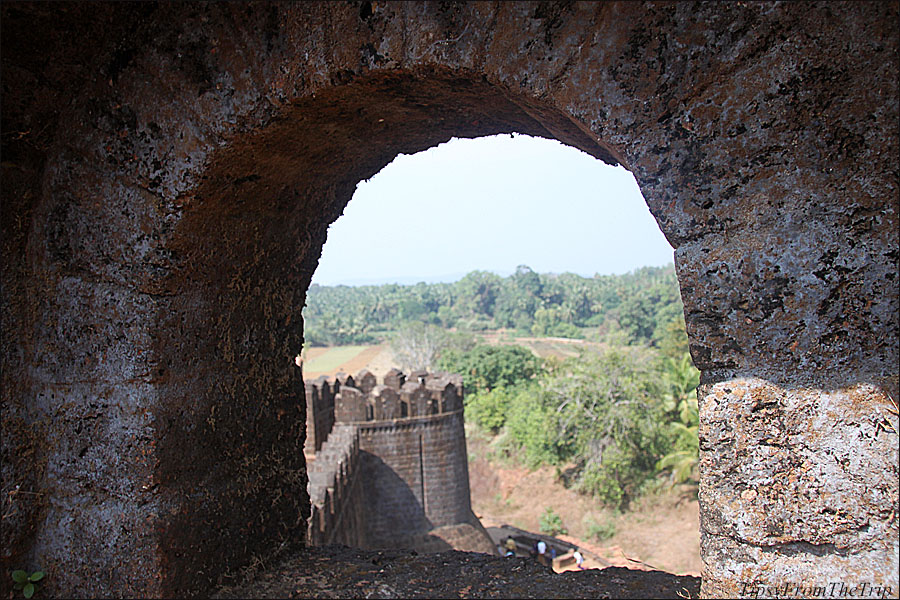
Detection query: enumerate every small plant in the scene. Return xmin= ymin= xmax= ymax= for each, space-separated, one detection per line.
xmin=585 ymin=515 xmax=617 ymax=542
xmin=11 ymin=570 xmax=44 ymax=599
xmin=539 ymin=507 xmax=568 ymax=536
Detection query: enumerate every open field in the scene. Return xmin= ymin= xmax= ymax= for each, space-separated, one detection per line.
xmin=505 ymin=336 xmax=602 ymax=360
xmin=301 ymin=332 xmax=604 ymax=380
xmin=301 ymin=344 xmax=394 ymax=379
xmin=302 ymin=345 xmax=375 ymax=377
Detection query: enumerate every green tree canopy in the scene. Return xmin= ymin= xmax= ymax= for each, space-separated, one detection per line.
xmin=436 ymin=343 xmax=542 ymax=394
xmin=303 ymin=264 xmax=683 ymax=347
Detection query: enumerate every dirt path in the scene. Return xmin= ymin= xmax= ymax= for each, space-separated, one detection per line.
xmin=466 ymin=426 xmax=701 ymax=576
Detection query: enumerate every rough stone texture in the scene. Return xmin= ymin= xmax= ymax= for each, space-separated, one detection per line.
xmin=699 ymin=379 xmax=899 ymax=597
xmin=1 ymin=2 xmax=897 ymax=598
xmin=213 ymin=547 xmax=702 ymax=599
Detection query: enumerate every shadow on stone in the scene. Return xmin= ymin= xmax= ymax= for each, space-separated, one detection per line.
xmin=213 ymin=545 xmax=702 ymax=599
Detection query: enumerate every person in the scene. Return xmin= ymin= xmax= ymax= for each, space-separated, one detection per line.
xmin=574 ymin=549 xmax=584 ymax=570
xmin=536 ymin=540 xmax=547 ymax=565
xmin=504 ymin=537 xmax=516 ymax=557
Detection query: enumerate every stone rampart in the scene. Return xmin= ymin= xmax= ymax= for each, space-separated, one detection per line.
xmin=358 ymin=410 xmax=475 ymax=546
xmin=303 ymin=369 xmax=485 ymax=551
xmin=307 ymin=423 xmax=366 ymax=548
xmin=305 ymin=375 xmax=335 ymax=456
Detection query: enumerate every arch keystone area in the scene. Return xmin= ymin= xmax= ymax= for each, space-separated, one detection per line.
xmin=1 ymin=2 xmax=897 ymax=598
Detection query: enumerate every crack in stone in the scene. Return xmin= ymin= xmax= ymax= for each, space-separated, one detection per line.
xmin=756 ymin=540 xmax=851 ymax=557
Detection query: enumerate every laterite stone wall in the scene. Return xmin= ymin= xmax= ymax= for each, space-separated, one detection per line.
xmin=2 ymin=2 xmax=896 ymax=597
xmin=358 ymin=411 xmax=474 ymax=547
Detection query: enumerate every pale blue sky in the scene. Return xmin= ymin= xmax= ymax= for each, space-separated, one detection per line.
xmin=311 ymin=134 xmax=674 ymax=286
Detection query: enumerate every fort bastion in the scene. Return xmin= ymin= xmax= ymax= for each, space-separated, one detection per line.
xmin=304 ymin=368 xmax=494 ymax=554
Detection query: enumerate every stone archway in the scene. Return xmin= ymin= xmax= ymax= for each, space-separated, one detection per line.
xmin=1 ymin=2 xmax=896 ymax=598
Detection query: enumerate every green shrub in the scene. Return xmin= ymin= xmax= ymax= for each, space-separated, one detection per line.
xmin=539 ymin=507 xmax=568 ymax=536
xmin=543 ymin=347 xmax=672 ymax=508
xmin=585 ymin=516 xmax=617 ymax=542
xmin=577 ymin=464 xmax=624 ymax=508
xmin=546 ymin=321 xmax=583 ymax=339
xmin=657 ymin=354 xmax=700 ymax=485
xmin=465 ymin=387 xmax=514 ymax=433
xmin=502 ymin=385 xmax=567 ymax=467
xmin=437 ymin=344 xmax=542 ymax=394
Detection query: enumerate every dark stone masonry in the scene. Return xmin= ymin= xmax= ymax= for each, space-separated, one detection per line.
xmin=1 ymin=2 xmax=897 ymax=598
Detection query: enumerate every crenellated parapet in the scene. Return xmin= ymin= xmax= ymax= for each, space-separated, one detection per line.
xmin=305 ymin=375 xmax=335 ymax=455
xmin=306 ymin=423 xmax=366 ymax=547
xmin=304 ymin=369 xmax=464 ymax=444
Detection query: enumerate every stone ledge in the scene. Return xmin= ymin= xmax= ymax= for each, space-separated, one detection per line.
xmin=212 ymin=545 xmax=701 ymax=599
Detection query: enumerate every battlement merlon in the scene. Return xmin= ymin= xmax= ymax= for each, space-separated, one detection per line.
xmin=304 ymin=368 xmax=464 ymax=427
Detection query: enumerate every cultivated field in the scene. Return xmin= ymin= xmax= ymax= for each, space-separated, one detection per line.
xmin=301 ymin=332 xmax=603 ymax=380
xmin=301 ymin=344 xmax=394 ymax=379
xmin=480 ymin=332 xmax=604 ymax=360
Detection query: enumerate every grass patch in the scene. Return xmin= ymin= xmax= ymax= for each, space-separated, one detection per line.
xmin=303 ymin=345 xmax=371 ymax=374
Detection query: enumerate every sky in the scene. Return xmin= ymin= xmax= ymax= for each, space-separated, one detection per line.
xmin=311 ymin=134 xmax=674 ymax=286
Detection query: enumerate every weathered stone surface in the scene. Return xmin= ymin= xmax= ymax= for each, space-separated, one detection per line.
xmin=1 ymin=1 xmax=896 ymax=597
xmin=335 ymin=387 xmax=366 ymax=423
xmin=699 ymin=379 xmax=899 ymax=597
xmin=213 ymin=547 xmax=702 ymax=599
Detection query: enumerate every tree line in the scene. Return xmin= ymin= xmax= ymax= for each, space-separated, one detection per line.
xmin=303 ymin=264 xmax=684 ymax=347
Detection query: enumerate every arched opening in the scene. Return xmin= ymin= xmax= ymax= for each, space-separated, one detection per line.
xmin=157 ymin=69 xmax=649 ymax=591
xmin=2 ymin=3 xmax=895 ymax=599
xmin=300 ymin=131 xmax=700 ymax=573
xmin=128 ymin=70 xmax=652 ymax=589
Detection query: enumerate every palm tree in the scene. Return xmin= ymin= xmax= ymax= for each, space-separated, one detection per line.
xmin=658 ymin=354 xmax=700 ymax=484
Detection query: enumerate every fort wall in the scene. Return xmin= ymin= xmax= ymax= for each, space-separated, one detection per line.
xmin=306 ymin=424 xmax=366 ymax=548
xmin=357 ymin=410 xmax=474 ymax=546
xmin=305 ymin=375 xmax=335 ymax=456
xmin=304 ymin=369 xmax=483 ymax=550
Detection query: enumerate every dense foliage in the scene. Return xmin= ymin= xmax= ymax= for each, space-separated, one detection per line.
xmin=459 ymin=324 xmax=700 ymax=509
xmin=436 ymin=344 xmax=542 ymax=394
xmin=302 ymin=264 xmax=683 ymax=347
